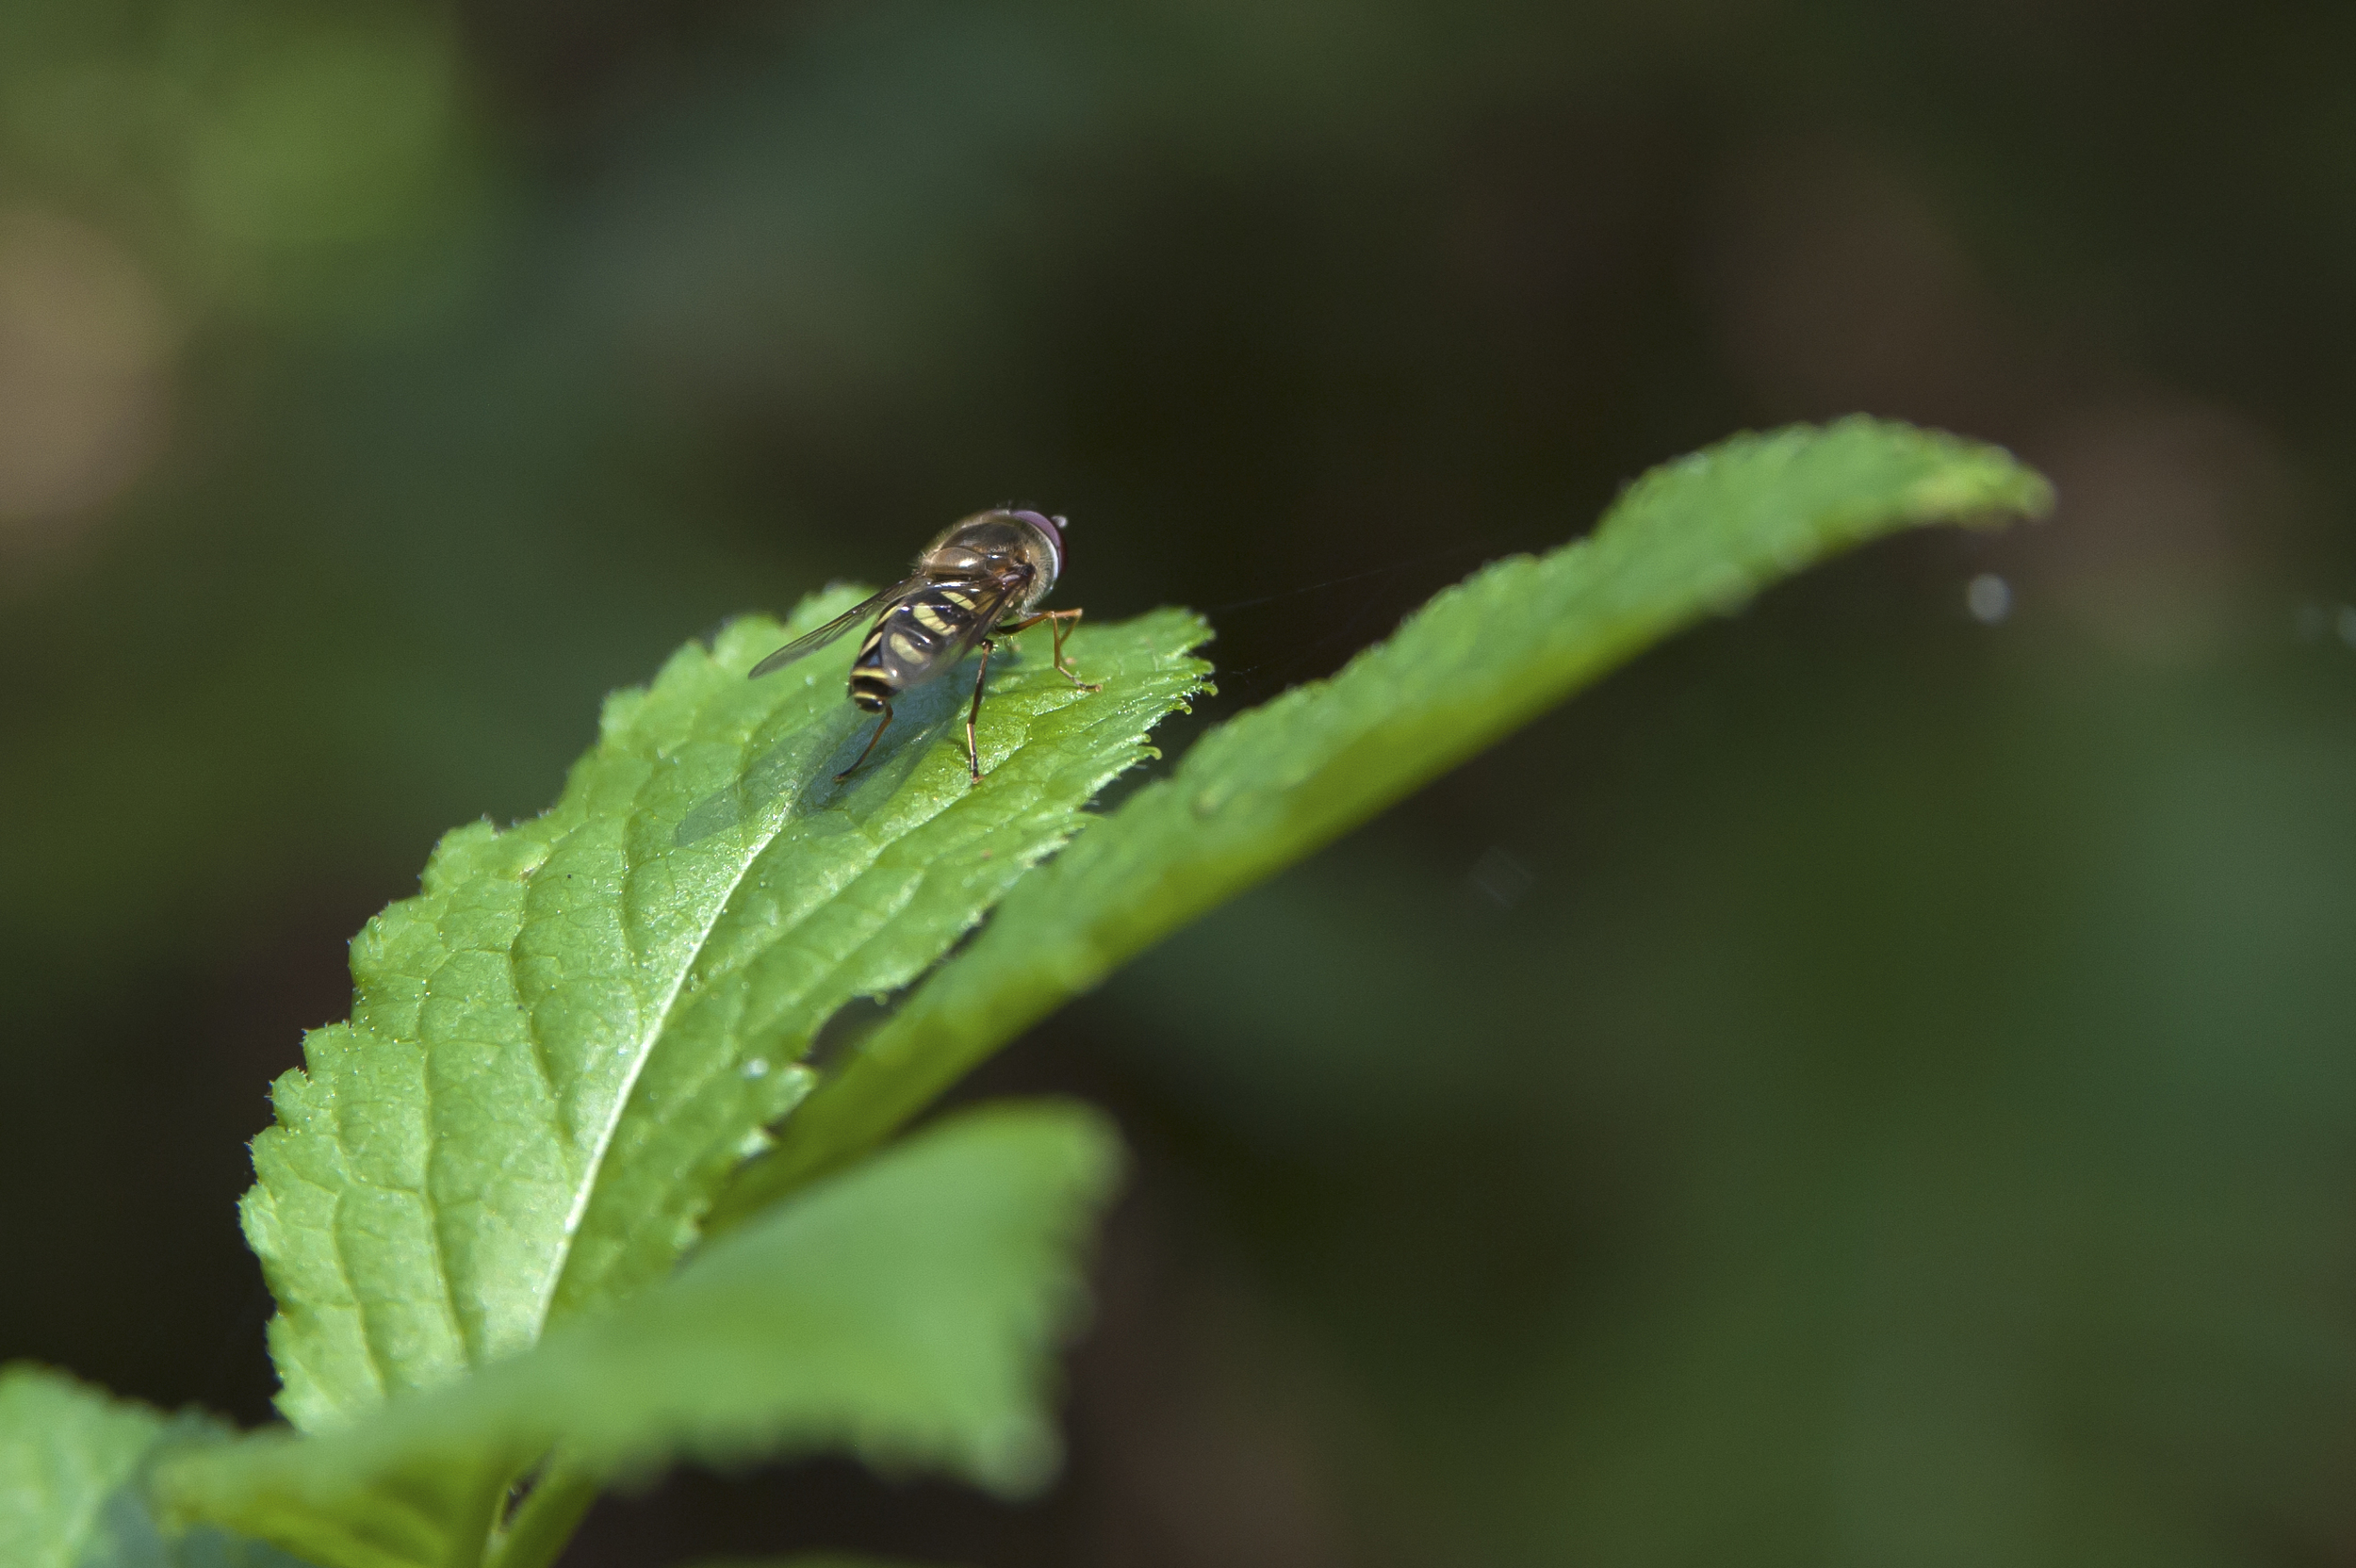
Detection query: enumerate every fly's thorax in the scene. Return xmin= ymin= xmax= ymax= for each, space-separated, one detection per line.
xmin=918 ymin=509 xmax=1062 ymax=615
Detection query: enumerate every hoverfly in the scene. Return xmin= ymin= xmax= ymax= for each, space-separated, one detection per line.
xmin=749 ymin=509 xmax=1099 ymax=784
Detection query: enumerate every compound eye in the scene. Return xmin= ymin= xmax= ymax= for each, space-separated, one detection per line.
xmin=1006 ymin=508 xmax=1064 ymax=582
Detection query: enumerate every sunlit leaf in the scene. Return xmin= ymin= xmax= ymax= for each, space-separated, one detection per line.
xmin=244 ymin=596 xmax=1205 ymax=1438
xmin=155 ymin=417 xmax=2043 ymax=1568
xmin=718 ymin=419 xmax=2053 ymax=1209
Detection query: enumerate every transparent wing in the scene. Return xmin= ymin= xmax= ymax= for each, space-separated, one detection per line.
xmin=746 ymin=580 xmax=922 ymax=678
xmin=908 ymin=580 xmax=1023 ymax=674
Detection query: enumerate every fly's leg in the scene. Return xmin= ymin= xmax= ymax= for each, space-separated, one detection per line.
xmin=964 ymin=638 xmax=995 ymax=784
xmin=835 ymin=702 xmax=893 ymax=783
xmin=1043 ymin=608 xmax=1100 ymax=689
xmin=1002 ymin=608 xmax=1102 ymax=691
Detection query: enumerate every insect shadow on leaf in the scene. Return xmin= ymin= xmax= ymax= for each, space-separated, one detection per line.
xmin=672 ymin=673 xmax=973 ymax=848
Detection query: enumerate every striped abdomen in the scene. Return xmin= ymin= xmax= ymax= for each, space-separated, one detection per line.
xmin=847 ymin=583 xmax=1001 ymax=710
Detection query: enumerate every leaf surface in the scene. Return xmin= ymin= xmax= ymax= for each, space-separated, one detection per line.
xmin=718 ymin=419 xmax=2053 ymax=1209
xmin=162 ymin=1104 xmax=1121 ymax=1568
xmin=243 ymin=597 xmax=1205 ymax=1435
xmin=0 ymin=1366 xmax=310 ymax=1568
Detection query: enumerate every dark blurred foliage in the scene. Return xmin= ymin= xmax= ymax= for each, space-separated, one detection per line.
xmin=6 ymin=1 xmax=2356 ymax=1564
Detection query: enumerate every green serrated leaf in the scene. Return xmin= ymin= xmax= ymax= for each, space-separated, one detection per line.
xmin=719 ymin=419 xmax=2053 ymax=1207
xmin=243 ymin=598 xmax=1204 ymax=1439
xmin=161 ymin=1103 xmax=1121 ymax=1568
xmin=0 ymin=1367 xmax=312 ymax=1568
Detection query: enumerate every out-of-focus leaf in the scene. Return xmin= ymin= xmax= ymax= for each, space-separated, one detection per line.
xmin=160 ymin=1104 xmax=1120 ymax=1568
xmin=0 ymin=1364 xmax=164 ymax=1568
xmin=670 ymin=1557 xmax=963 ymax=1567
xmin=0 ymin=1366 xmax=310 ymax=1568
xmin=718 ymin=419 xmax=2053 ymax=1212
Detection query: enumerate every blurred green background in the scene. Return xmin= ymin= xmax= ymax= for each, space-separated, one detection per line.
xmin=5 ymin=1 xmax=2355 ymax=1564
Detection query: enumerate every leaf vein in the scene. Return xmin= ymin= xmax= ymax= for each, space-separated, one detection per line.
xmin=506 ymin=939 xmax=573 ymax=1148
xmin=322 ymin=1189 xmax=393 ymax=1405
xmin=411 ymin=1011 xmax=480 ymax=1371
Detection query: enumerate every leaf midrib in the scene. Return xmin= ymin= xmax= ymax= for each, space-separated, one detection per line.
xmin=530 ymin=813 xmax=770 ymax=1341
